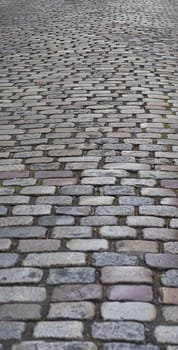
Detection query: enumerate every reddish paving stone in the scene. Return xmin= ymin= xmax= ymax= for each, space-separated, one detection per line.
xmin=161 ymin=180 xmax=178 ymax=189
xmin=159 ymin=288 xmax=178 ymax=304
xmin=106 ymin=285 xmax=153 ymax=301
xmin=145 ymin=254 xmax=178 ymax=269
xmin=52 ymin=284 xmax=103 ymax=301
xmin=0 ymin=171 xmax=29 ymax=179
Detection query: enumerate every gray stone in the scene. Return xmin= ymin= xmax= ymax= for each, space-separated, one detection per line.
xmin=0 ymin=268 xmax=43 ymax=284
xmin=17 ymin=239 xmax=61 ymax=252
xmin=13 ymin=205 xmax=52 ymax=216
xmin=101 ymin=302 xmax=156 ymax=321
xmin=92 ymin=322 xmax=145 ymax=341
xmin=38 ymin=216 xmax=74 ymax=226
xmin=0 ymin=239 xmax=11 ymax=251
xmin=0 ymin=254 xmax=18 ymax=267
xmin=92 ymin=252 xmax=138 ymax=266
xmin=161 ymin=270 xmax=178 ymax=286
xmin=23 ymin=253 xmax=86 ymax=267
xmin=0 ymin=304 xmax=41 ymax=320
xmin=33 ymin=321 xmax=83 ymax=339
xmin=48 ymin=302 xmax=95 ymax=319
xmin=0 ymin=287 xmax=46 ymax=302
xmin=80 ymin=216 xmax=117 ymax=226
xmin=103 ymin=344 xmax=159 ymax=350
xmin=66 ymin=239 xmax=108 ymax=251
xmin=154 ymin=326 xmax=178 ymax=343
xmin=47 ymin=268 xmax=95 ymax=284
xmin=0 ymin=322 xmax=25 ymax=339
xmin=163 ymin=306 xmax=178 ymax=322
xmin=12 ymin=342 xmax=97 ymax=350
xmin=0 ymin=226 xmax=46 ymax=238
xmin=52 ymin=226 xmax=92 ymax=238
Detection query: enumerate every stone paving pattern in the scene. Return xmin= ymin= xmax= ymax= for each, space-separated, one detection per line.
xmin=0 ymin=0 xmax=178 ymax=348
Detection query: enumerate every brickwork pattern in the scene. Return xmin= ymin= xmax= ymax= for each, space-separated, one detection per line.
xmin=0 ymin=0 xmax=178 ymax=348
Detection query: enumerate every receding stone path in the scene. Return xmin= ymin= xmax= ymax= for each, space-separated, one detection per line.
xmin=0 ymin=0 xmax=178 ymax=348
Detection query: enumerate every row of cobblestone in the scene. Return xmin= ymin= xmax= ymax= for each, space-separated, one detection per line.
xmin=0 ymin=0 xmax=178 ymax=348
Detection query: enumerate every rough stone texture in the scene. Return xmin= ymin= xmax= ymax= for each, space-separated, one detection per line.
xmin=52 ymin=284 xmax=103 ymax=301
xmin=103 ymin=344 xmax=159 ymax=350
xmin=162 ymin=306 xmax=178 ymax=322
xmin=116 ymin=240 xmax=158 ymax=252
xmin=1 ymin=0 xmax=178 ymax=347
xmin=0 ymin=287 xmax=46 ymax=302
xmin=161 ymin=270 xmax=178 ymax=286
xmin=47 ymin=268 xmax=95 ymax=284
xmin=92 ymin=322 xmax=145 ymax=341
xmin=33 ymin=322 xmax=83 ymax=339
xmin=17 ymin=239 xmax=61 ymax=252
xmin=0 ymin=304 xmax=41 ymax=320
xmin=100 ymin=226 xmax=137 ymax=238
xmin=23 ymin=253 xmax=86 ymax=267
xmin=101 ymin=267 xmax=153 ymax=284
xmin=12 ymin=342 xmax=97 ymax=350
xmin=92 ymin=252 xmax=138 ymax=266
xmin=107 ymin=285 xmax=153 ymax=301
xmin=101 ymin=302 xmax=156 ymax=321
xmin=48 ymin=302 xmax=95 ymax=319
xmin=154 ymin=326 xmax=178 ymax=344
xmin=0 ymin=268 xmax=43 ymax=284
xmin=52 ymin=226 xmax=92 ymax=238
xmin=0 ymin=239 xmax=11 ymax=251
xmin=0 ymin=254 xmax=18 ymax=267
xmin=159 ymin=288 xmax=178 ymax=304
xmin=66 ymin=239 xmax=108 ymax=251
xmin=145 ymin=254 xmax=178 ymax=269
xmin=0 ymin=322 xmax=25 ymax=340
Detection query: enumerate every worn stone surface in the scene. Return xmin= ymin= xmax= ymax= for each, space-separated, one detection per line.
xmin=0 ymin=0 xmax=178 ymax=347
xmin=0 ymin=304 xmax=41 ymax=320
xmin=33 ymin=321 xmax=83 ymax=339
xmin=12 ymin=342 xmax=97 ymax=350
xmin=154 ymin=326 xmax=178 ymax=344
xmin=92 ymin=322 xmax=145 ymax=341
xmin=107 ymin=285 xmax=153 ymax=301
xmin=101 ymin=302 xmax=156 ymax=321
xmin=48 ymin=302 xmax=95 ymax=319
xmin=0 ymin=268 xmax=43 ymax=284
xmin=101 ymin=267 xmax=153 ymax=284
xmin=161 ymin=270 xmax=178 ymax=286
xmin=103 ymin=345 xmax=159 ymax=350
xmin=23 ymin=253 xmax=86 ymax=267
xmin=47 ymin=268 xmax=95 ymax=284
xmin=0 ymin=322 xmax=25 ymax=340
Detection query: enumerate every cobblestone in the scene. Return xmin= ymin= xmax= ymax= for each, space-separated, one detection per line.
xmin=12 ymin=342 xmax=97 ymax=350
xmin=1 ymin=0 xmax=178 ymax=346
xmin=101 ymin=302 xmax=156 ymax=321
xmin=33 ymin=321 xmax=83 ymax=339
xmin=48 ymin=302 xmax=95 ymax=319
xmin=23 ymin=252 xmax=86 ymax=267
xmin=154 ymin=326 xmax=178 ymax=344
xmin=92 ymin=322 xmax=145 ymax=341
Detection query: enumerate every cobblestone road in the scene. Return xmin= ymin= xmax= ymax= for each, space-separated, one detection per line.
xmin=0 ymin=0 xmax=178 ymax=348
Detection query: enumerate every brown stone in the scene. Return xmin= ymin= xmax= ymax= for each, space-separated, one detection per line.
xmin=159 ymin=288 xmax=178 ymax=304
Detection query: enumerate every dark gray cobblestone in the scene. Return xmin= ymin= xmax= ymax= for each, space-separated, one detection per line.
xmin=0 ymin=0 xmax=178 ymax=347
